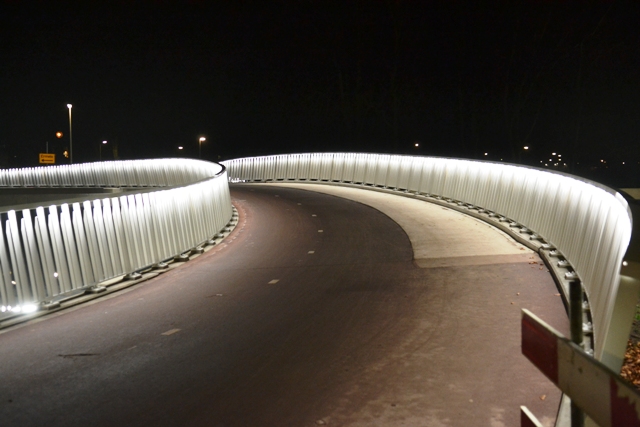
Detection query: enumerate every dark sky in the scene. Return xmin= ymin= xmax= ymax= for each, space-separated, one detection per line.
xmin=1 ymin=1 xmax=639 ymax=185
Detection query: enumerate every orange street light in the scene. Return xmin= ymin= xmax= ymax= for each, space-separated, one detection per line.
xmin=198 ymin=137 xmax=206 ymax=159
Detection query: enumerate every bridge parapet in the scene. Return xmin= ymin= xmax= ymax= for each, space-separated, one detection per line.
xmin=0 ymin=158 xmax=218 ymax=188
xmin=0 ymin=159 xmax=232 ymax=321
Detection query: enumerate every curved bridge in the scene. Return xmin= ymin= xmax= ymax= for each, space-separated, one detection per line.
xmin=0 ymin=153 xmax=638 ymax=425
xmin=223 ymin=153 xmax=640 ymax=371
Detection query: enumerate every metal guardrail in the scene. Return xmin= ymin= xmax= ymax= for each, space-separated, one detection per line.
xmin=0 ymin=159 xmax=233 ymax=318
xmin=223 ymin=153 xmax=639 ymax=372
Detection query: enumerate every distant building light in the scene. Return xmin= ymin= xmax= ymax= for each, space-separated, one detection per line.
xmin=523 ymin=146 xmax=529 ymax=150
xmin=552 ymin=152 xmax=556 ymax=155
xmin=178 ymin=146 xmax=184 ymax=150
xmin=484 ymin=153 xmax=488 ymax=156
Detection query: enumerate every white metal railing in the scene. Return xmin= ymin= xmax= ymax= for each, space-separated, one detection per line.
xmin=0 ymin=158 xmax=218 ymax=188
xmin=223 ymin=153 xmax=639 ymax=369
xmin=0 ymin=159 xmax=232 ymax=316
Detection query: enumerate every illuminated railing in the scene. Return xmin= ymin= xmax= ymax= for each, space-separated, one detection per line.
xmin=223 ymin=153 xmax=639 ymax=369
xmin=0 ymin=158 xmax=218 ymax=188
xmin=0 ymin=159 xmax=232 ymax=317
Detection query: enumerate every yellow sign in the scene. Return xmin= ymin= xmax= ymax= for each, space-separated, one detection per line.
xmin=39 ymin=153 xmax=55 ymax=164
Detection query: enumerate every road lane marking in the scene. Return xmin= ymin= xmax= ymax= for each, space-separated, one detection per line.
xmin=312 ymin=214 xmax=317 ymax=217
xmin=318 ymin=230 xmax=323 ymax=233
xmin=308 ymin=251 xmax=315 ymax=254
xmin=161 ymin=328 xmax=181 ymax=336
xmin=58 ymin=353 xmax=99 ymax=358
xmin=268 ymin=279 xmax=280 ymax=284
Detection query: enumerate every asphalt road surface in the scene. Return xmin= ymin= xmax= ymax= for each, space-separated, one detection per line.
xmin=0 ymin=184 xmax=568 ymax=426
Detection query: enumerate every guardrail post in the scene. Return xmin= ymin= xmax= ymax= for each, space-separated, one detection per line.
xmin=569 ymin=279 xmax=584 ymax=427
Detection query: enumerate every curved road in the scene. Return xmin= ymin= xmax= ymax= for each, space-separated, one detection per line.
xmin=0 ymin=184 xmax=567 ymax=426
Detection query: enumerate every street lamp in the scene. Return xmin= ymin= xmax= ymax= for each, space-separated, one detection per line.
xmin=100 ymin=140 xmax=107 ymax=161
xmin=67 ymin=104 xmax=73 ymax=164
xmin=198 ymin=137 xmax=206 ymax=159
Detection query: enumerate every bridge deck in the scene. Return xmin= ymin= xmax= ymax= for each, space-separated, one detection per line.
xmin=0 ymin=184 xmax=568 ymax=426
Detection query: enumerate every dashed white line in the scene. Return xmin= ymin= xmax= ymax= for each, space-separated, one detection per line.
xmin=268 ymin=279 xmax=280 ymax=284
xmin=161 ymin=328 xmax=181 ymax=336
xmin=308 ymin=251 xmax=315 ymax=254
xmin=318 ymin=230 xmax=323 ymax=233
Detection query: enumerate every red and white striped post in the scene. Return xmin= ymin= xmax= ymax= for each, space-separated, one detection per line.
xmin=521 ymin=309 xmax=640 ymax=427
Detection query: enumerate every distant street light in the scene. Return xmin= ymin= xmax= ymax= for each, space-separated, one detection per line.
xmin=67 ymin=104 xmax=73 ymax=164
xmin=199 ymin=137 xmax=206 ymax=159
xmin=523 ymin=146 xmax=529 ymax=150
xmin=100 ymin=140 xmax=107 ymax=161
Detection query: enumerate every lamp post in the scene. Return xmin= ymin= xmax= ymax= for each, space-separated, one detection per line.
xmin=100 ymin=140 xmax=107 ymax=161
xmin=67 ymin=104 xmax=73 ymax=164
xmin=199 ymin=137 xmax=206 ymax=159
xmin=521 ymin=146 xmax=530 ymax=165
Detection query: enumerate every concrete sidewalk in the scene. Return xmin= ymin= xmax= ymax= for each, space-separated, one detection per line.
xmin=266 ymin=183 xmax=531 ymax=267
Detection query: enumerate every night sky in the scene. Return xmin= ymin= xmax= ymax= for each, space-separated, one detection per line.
xmin=1 ymin=1 xmax=639 ymax=186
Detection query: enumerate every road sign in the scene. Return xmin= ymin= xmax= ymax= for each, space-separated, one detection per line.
xmin=522 ymin=309 xmax=640 ymax=427
xmin=39 ymin=153 xmax=55 ymax=164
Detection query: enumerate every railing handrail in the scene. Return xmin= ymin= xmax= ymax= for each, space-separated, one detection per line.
xmin=0 ymin=158 xmax=223 ymax=188
xmin=0 ymin=159 xmax=233 ymax=319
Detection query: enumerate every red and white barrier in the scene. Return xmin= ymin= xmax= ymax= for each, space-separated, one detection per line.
xmin=521 ymin=309 xmax=640 ymax=427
